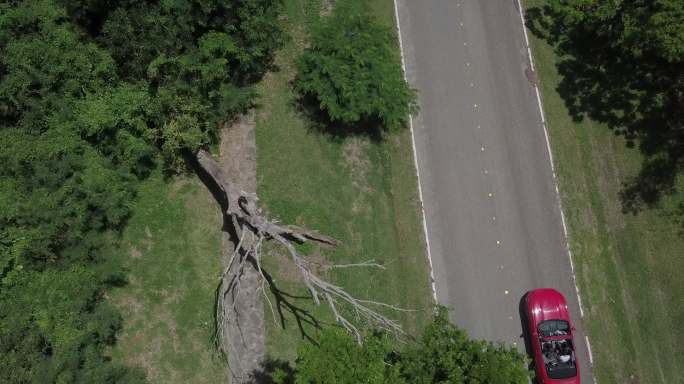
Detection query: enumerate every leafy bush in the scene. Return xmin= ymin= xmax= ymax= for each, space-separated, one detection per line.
xmin=296 ymin=0 xmax=417 ymax=131
xmin=287 ymin=308 xmax=530 ymax=384
xmin=0 ymin=0 xmax=284 ymax=381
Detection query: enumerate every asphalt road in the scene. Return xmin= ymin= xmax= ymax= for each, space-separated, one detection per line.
xmin=394 ymin=1 xmax=592 ymax=382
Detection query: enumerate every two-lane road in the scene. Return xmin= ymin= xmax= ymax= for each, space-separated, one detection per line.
xmin=394 ymin=1 xmax=592 ymax=382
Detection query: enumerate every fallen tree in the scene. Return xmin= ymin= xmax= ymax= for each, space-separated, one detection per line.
xmin=193 ymin=149 xmax=406 ymax=349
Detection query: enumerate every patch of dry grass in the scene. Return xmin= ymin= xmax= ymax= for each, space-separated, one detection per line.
xmin=109 ymin=174 xmax=226 ymax=384
xmin=256 ymin=0 xmax=432 ymax=362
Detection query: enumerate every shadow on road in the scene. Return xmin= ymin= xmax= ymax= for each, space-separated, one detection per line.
xmin=518 ymin=292 xmax=538 ymax=381
xmin=525 ymin=4 xmax=684 ymax=227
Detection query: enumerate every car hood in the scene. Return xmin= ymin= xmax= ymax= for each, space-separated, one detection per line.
xmin=528 ymin=288 xmax=570 ymax=325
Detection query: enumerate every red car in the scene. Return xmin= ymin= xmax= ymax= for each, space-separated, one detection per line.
xmin=522 ymin=288 xmax=580 ymax=384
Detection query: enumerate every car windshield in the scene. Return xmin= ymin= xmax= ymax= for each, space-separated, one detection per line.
xmin=538 ymin=320 xmax=570 ymax=337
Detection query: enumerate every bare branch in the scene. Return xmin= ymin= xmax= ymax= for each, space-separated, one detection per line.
xmin=327 ymin=260 xmax=386 ymax=270
xmin=285 ymin=225 xmax=340 ymax=246
xmin=252 ymin=235 xmax=278 ymax=326
xmin=221 ymin=229 xmax=247 ymax=280
xmin=195 ymin=149 xmax=406 ymax=351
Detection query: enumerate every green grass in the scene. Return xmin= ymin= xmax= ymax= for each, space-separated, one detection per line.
xmin=256 ymin=0 xmax=432 ymax=362
xmin=525 ymin=2 xmax=684 ymax=383
xmin=109 ymin=174 xmax=226 ymax=383
xmin=108 ymin=0 xmax=432 ymax=376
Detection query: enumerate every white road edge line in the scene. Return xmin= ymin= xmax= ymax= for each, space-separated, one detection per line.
xmin=514 ymin=0 xmax=585 ymax=319
xmin=392 ymin=0 xmax=438 ymax=303
xmin=392 ymin=0 xmax=594 ymax=379
xmin=585 ymin=335 xmax=594 ymax=365
xmin=516 ymin=1 xmax=597 ymax=379
xmin=517 ymin=0 xmax=597 ymax=384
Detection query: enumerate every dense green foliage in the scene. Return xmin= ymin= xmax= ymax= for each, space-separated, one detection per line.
xmin=525 ymin=1 xmax=684 ymax=381
xmin=295 ymin=0 xmax=417 ymax=131
xmin=527 ymin=0 xmax=684 ymax=210
xmin=283 ymin=308 xmax=529 ymax=384
xmin=0 ymin=0 xmax=282 ymax=382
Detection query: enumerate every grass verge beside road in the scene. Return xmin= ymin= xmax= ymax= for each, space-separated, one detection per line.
xmin=256 ymin=0 xmax=432 ymax=362
xmin=109 ymin=0 xmax=432 ymax=375
xmin=525 ymin=2 xmax=684 ymax=382
xmin=109 ymin=174 xmax=225 ymax=383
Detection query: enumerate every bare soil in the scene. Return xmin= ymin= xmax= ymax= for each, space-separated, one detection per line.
xmin=217 ymin=113 xmax=267 ymax=384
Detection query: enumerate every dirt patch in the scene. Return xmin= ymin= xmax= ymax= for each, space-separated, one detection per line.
xmin=141 ymin=226 xmax=154 ymax=251
xmin=342 ymin=137 xmax=373 ymax=214
xmin=159 ymin=306 xmax=182 ymax=353
xmin=342 ymin=137 xmax=372 ymax=192
xmin=130 ymin=246 xmax=143 ymax=259
xmin=219 ymin=114 xmax=257 ymax=192
xmin=117 ymin=294 xmax=146 ymax=318
xmin=217 ymin=113 xmax=266 ymax=384
xmin=124 ymin=331 xmax=163 ymax=382
xmin=321 ymin=0 xmax=334 ymax=16
xmin=116 ymin=286 xmax=184 ymax=380
xmin=114 ymin=293 xmax=166 ymax=381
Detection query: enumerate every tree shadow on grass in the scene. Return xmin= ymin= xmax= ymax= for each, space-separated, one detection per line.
xmin=253 ymin=358 xmax=296 ymax=384
xmin=255 ymin=260 xmax=325 ymax=346
xmin=620 ymin=156 xmax=679 ymax=213
xmin=525 ymin=5 xmax=684 ymax=223
xmin=293 ymin=92 xmax=385 ymax=144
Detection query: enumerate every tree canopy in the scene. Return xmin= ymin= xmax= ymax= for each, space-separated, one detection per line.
xmin=0 ymin=0 xmax=283 ymax=382
xmin=295 ymin=0 xmax=417 ymax=131
xmin=526 ymin=0 xmax=684 ymax=210
xmin=284 ymin=308 xmax=530 ymax=384
xmin=1 ymin=0 xmax=531 ymax=382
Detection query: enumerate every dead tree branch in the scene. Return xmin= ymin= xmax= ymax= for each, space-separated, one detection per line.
xmin=196 ymin=149 xmax=405 ymax=347
xmin=327 ymin=260 xmax=386 ymax=270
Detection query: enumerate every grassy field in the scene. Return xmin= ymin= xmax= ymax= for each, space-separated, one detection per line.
xmin=525 ymin=2 xmax=684 ymax=383
xmin=256 ymin=0 xmax=432 ymax=362
xmin=109 ymin=174 xmax=226 ymax=383
xmin=109 ymin=0 xmax=431 ymax=378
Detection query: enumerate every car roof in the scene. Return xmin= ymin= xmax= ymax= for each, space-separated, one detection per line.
xmin=527 ymin=288 xmax=571 ymax=325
